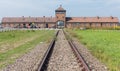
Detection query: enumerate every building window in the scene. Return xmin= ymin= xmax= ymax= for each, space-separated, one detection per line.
xmin=46 ymin=23 xmax=48 ymax=28
xmin=23 ymin=23 xmax=26 ymax=28
xmin=110 ymin=23 xmax=112 ymax=26
xmin=8 ymin=24 xmax=10 ymax=27
xmin=95 ymin=23 xmax=98 ymax=27
xmin=84 ymin=23 xmax=86 ymax=27
xmin=19 ymin=24 xmax=21 ymax=28
xmin=73 ymin=23 xmax=76 ymax=27
xmin=56 ymin=12 xmax=65 ymax=14
xmin=101 ymin=23 xmax=102 ymax=27
xmin=76 ymin=23 xmax=80 ymax=26
xmin=90 ymin=23 xmax=92 ymax=27
xmin=105 ymin=23 xmax=107 ymax=26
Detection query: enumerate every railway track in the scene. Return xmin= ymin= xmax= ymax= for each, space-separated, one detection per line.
xmin=37 ymin=30 xmax=59 ymax=71
xmin=63 ymin=30 xmax=91 ymax=71
xmin=37 ymin=30 xmax=91 ymax=71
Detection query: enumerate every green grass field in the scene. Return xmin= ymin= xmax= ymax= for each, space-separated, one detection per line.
xmin=67 ymin=29 xmax=120 ymax=71
xmin=0 ymin=30 xmax=55 ymax=69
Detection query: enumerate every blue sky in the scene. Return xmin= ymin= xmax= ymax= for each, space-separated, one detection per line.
xmin=0 ymin=0 xmax=120 ymax=21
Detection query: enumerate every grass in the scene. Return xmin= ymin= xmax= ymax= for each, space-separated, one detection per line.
xmin=0 ymin=30 xmax=55 ymax=69
xmin=67 ymin=29 xmax=120 ymax=71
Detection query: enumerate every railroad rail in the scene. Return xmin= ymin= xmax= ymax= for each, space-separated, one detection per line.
xmin=63 ymin=30 xmax=91 ymax=71
xmin=37 ymin=30 xmax=90 ymax=71
xmin=37 ymin=30 xmax=59 ymax=71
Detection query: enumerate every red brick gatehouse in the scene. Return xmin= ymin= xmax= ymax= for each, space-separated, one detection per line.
xmin=1 ymin=5 xmax=119 ymax=29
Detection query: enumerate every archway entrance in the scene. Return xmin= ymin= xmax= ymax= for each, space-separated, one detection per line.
xmin=57 ymin=21 xmax=64 ymax=28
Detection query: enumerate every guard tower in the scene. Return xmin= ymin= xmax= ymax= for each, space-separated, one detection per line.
xmin=55 ymin=5 xmax=66 ymax=28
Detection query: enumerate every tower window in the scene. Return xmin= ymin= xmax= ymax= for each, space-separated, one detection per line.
xmin=56 ymin=12 xmax=65 ymax=14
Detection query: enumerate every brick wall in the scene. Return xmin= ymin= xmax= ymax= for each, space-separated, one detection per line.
xmin=66 ymin=22 xmax=118 ymax=29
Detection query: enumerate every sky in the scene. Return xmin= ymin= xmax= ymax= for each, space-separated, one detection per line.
xmin=0 ymin=0 xmax=120 ymax=21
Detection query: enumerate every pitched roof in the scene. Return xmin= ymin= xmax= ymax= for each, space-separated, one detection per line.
xmin=2 ymin=17 xmax=56 ymax=23
xmin=2 ymin=16 xmax=119 ymax=23
xmin=66 ymin=17 xmax=119 ymax=23
xmin=56 ymin=5 xmax=65 ymax=11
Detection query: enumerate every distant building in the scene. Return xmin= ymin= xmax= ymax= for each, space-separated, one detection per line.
xmin=1 ymin=5 xmax=119 ymax=29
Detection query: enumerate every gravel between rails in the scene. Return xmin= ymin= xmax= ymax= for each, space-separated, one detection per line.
xmin=72 ymin=38 xmax=108 ymax=71
xmin=47 ymin=30 xmax=82 ymax=71
xmin=2 ymin=43 xmax=49 ymax=71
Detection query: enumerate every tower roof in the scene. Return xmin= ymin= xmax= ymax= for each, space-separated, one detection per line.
xmin=56 ymin=5 xmax=64 ymax=10
xmin=56 ymin=5 xmax=66 ymax=11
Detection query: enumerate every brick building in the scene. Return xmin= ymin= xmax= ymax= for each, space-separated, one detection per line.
xmin=1 ymin=5 xmax=119 ymax=29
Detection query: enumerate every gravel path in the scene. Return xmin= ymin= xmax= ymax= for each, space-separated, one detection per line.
xmin=72 ymin=38 xmax=108 ymax=71
xmin=47 ymin=30 xmax=81 ymax=71
xmin=2 ymin=43 xmax=49 ymax=71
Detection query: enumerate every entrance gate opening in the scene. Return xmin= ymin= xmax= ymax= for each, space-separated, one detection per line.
xmin=57 ymin=21 xmax=64 ymax=28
